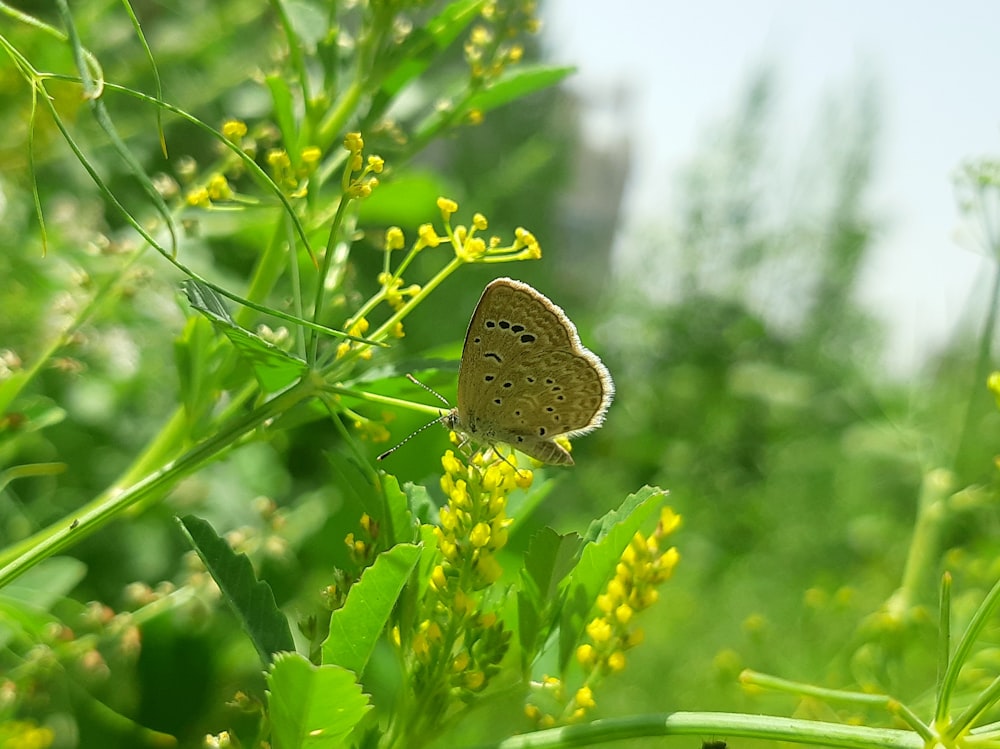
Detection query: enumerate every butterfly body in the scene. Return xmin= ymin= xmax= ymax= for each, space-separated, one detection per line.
xmin=445 ymin=278 xmax=614 ymax=465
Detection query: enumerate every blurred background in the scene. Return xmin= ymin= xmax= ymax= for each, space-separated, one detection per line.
xmin=2 ymin=1 xmax=1000 ymax=747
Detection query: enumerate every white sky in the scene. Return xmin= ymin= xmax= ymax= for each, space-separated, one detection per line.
xmin=542 ymin=0 xmax=999 ymax=376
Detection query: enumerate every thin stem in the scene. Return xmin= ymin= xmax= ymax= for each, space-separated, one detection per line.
xmin=464 ymin=712 xmax=922 ymax=749
xmin=0 ymin=378 xmax=320 ymax=585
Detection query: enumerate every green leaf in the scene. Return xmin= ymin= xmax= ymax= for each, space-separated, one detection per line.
xmin=0 ymin=557 xmax=86 ymax=649
xmin=517 ymin=528 xmax=583 ymax=664
xmin=266 ymin=72 xmax=301 ymax=158
xmin=267 ymin=652 xmax=372 ymax=749
xmin=380 ymin=473 xmax=420 ymax=545
xmin=322 ymin=543 xmax=421 ymax=675
xmin=0 ymin=556 xmax=86 ymax=610
xmin=463 ymin=65 xmax=575 ymax=116
xmin=558 ymin=486 xmax=666 ymax=669
xmin=177 ymin=514 xmax=294 ymax=663
xmin=182 ymin=280 xmax=310 ymax=392
xmin=376 ymin=0 xmax=485 ymax=97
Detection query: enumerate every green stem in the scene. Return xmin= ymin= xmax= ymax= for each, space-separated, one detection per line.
xmin=0 ymin=377 xmax=320 ymax=586
xmin=893 ymin=468 xmax=955 ymax=614
xmin=936 ymin=574 xmax=1000 ymax=725
xmin=464 ymin=712 xmax=921 ymax=749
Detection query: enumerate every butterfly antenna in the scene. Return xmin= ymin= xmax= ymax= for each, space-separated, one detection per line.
xmin=377 ymin=373 xmax=452 ymax=461
xmin=405 ymin=372 xmax=450 ymax=405
xmin=377 ymin=413 xmax=448 ymax=461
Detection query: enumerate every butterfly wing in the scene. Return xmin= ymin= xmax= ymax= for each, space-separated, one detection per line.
xmin=455 ymin=278 xmax=613 ymax=463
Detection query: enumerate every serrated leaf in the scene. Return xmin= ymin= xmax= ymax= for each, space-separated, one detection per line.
xmin=177 ymin=515 xmax=294 ymax=663
xmin=181 ymin=280 xmax=309 ymax=392
xmin=558 ymin=486 xmax=666 ymax=669
xmin=268 ymin=652 xmax=371 ymax=749
xmin=322 ymin=544 xmax=421 ymax=674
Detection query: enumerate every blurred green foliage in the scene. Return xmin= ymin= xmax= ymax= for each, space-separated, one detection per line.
xmin=1 ymin=1 xmax=1000 ymax=748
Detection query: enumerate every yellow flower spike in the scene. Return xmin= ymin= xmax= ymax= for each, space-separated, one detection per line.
xmin=467 ymin=109 xmax=485 ymax=125
xmin=437 ymin=196 xmax=459 ymax=218
xmin=514 ymin=469 xmax=533 ymax=489
xmin=392 ymin=322 xmax=405 ymax=338
xmin=524 ymin=704 xmax=541 ymax=720
xmin=222 ymin=119 xmax=248 ymax=140
xmin=472 ymin=213 xmax=488 ymax=230
xmin=385 ymin=226 xmax=405 ymax=250
xmin=453 ymin=589 xmax=472 ymax=615
xmin=367 ymin=155 xmax=384 ymax=173
xmin=539 ymin=714 xmax=556 ymax=728
xmin=586 ymin=617 xmax=613 ymax=643
xmin=335 ymin=341 xmax=351 ymax=359
xmin=576 ymin=643 xmax=596 ymax=667
xmin=608 ymin=651 xmax=627 ymax=672
xmin=542 ymin=675 xmax=561 ymax=688
xmin=301 ymin=145 xmax=321 ymax=164
xmin=574 ymin=686 xmax=596 ymax=710
xmin=596 ymin=593 xmax=614 ymax=614
xmin=391 ymin=626 xmax=401 ymax=647
xmin=470 ymin=522 xmax=491 ymax=548
xmin=465 ymin=671 xmax=486 ymax=691
xmin=570 ymin=707 xmax=586 ymax=722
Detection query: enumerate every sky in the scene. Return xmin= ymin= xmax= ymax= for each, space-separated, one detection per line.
xmin=541 ymin=0 xmax=999 ymax=376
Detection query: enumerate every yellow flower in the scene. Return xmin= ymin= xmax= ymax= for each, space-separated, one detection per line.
xmin=222 ymin=119 xmax=248 ymax=139
xmin=576 ymin=643 xmax=596 ymax=667
xmin=417 ymin=223 xmax=443 ymax=249
xmin=586 ymin=617 xmax=612 ymax=643
xmin=574 ymin=686 xmax=595 ymax=709
xmin=344 ymin=132 xmax=364 ymax=153
xmin=385 ymin=226 xmax=405 ymax=250
xmin=470 ymin=522 xmax=491 ymax=548
xmin=607 ymin=651 xmax=627 ymax=671
xmin=615 ymin=603 xmax=634 ymax=625
xmin=437 ymin=196 xmax=459 ymax=217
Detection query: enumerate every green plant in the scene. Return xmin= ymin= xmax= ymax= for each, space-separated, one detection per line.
xmin=2 ymin=2 xmax=1000 ymax=749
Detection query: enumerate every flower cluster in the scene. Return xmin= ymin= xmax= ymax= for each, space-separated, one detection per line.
xmin=342 ymin=132 xmax=383 ymax=199
xmin=465 ymin=0 xmax=541 ymax=90
xmin=393 ymin=451 xmax=528 ymax=737
xmin=526 ymin=506 xmax=682 ymax=726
